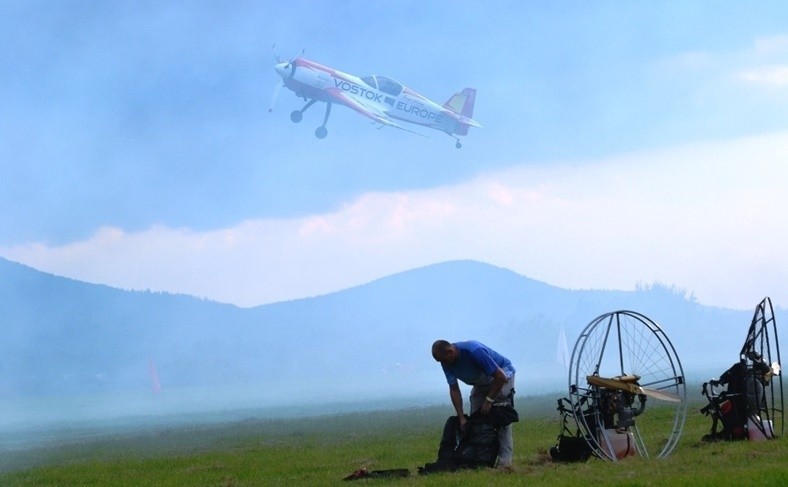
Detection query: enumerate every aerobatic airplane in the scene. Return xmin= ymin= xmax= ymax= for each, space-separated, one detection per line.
xmin=270 ymin=55 xmax=481 ymax=148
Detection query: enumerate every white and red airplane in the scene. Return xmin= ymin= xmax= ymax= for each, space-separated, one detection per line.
xmin=270 ymin=56 xmax=481 ymax=148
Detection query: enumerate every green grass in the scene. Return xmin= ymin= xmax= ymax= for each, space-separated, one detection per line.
xmin=1 ymin=395 xmax=787 ymax=486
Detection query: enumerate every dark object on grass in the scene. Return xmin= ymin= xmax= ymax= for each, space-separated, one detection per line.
xmin=342 ymin=468 xmax=410 ymax=480
xmin=418 ymin=404 xmax=519 ymax=475
xmin=549 ymin=397 xmax=592 ymax=462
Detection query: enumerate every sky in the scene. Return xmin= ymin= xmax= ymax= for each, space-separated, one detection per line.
xmin=1 ymin=1 xmax=788 ymax=310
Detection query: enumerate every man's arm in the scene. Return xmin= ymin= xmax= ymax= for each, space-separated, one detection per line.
xmin=480 ymin=368 xmax=507 ymax=414
xmin=449 ymin=383 xmax=467 ymax=429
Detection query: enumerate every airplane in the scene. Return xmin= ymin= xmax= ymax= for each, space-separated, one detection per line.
xmin=269 ymin=54 xmax=481 ymax=148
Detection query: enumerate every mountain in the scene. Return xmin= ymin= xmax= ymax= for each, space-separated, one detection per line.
xmin=0 ymin=257 xmax=761 ymax=403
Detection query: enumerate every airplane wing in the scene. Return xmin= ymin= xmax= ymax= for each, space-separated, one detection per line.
xmin=325 ymin=88 xmax=426 ymax=136
xmin=325 ymin=88 xmax=397 ymax=126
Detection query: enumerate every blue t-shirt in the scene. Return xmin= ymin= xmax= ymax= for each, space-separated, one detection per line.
xmin=442 ymin=341 xmax=515 ymax=386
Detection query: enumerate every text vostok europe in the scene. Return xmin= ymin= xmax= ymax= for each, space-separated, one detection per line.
xmin=334 ymin=79 xmax=382 ymax=102
xmin=333 ymin=79 xmax=443 ymax=121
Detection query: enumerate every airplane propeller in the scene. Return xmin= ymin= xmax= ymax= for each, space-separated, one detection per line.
xmin=269 ymin=45 xmax=304 ymax=113
xmin=271 ymin=44 xmax=303 ymax=63
xmin=268 ymin=79 xmax=283 ymax=113
xmin=268 ymin=44 xmax=284 ymax=113
xmin=587 ymin=374 xmax=683 ymax=403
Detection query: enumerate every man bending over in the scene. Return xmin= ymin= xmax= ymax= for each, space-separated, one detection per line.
xmin=431 ymin=339 xmax=516 ymax=468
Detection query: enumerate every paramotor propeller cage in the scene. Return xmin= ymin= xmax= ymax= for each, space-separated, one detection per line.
xmin=738 ymin=297 xmax=783 ymax=438
xmin=567 ymin=311 xmax=687 ymax=460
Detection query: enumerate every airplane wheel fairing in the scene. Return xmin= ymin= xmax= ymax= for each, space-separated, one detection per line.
xmin=568 ymin=310 xmax=687 ymax=460
xmin=290 ymin=111 xmax=303 ymax=123
xmin=315 ymin=126 xmax=328 ymax=139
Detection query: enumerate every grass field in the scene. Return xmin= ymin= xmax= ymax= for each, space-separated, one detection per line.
xmin=1 ymin=394 xmax=786 ymax=486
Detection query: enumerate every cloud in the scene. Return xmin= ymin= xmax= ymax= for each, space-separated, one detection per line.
xmin=656 ymin=34 xmax=788 ymax=94
xmin=752 ymin=35 xmax=788 ymax=56
xmin=3 ymin=131 xmax=788 ymax=310
xmin=738 ymin=65 xmax=788 ymax=87
xmin=729 ymin=36 xmax=788 ymax=88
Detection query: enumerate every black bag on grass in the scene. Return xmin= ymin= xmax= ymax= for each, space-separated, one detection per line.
xmin=549 ymin=397 xmax=593 ymax=462
xmin=419 ymin=406 xmax=518 ymax=474
xmin=549 ymin=434 xmax=592 ymax=462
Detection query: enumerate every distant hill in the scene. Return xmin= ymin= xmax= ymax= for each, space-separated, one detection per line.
xmin=0 ymin=257 xmax=762 ymax=402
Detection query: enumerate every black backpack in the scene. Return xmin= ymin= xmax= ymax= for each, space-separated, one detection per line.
xmin=419 ymin=406 xmax=518 ymax=474
xmin=549 ymin=397 xmax=592 ymax=462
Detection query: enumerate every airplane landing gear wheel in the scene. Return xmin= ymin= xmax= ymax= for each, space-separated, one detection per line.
xmin=290 ymin=111 xmax=303 ymax=123
xmin=568 ymin=310 xmax=687 ymax=460
xmin=455 ymin=140 xmax=462 ymax=149
xmin=315 ymin=126 xmax=328 ymax=139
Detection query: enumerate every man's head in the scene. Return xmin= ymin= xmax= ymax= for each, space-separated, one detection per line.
xmin=432 ymin=340 xmax=459 ymax=365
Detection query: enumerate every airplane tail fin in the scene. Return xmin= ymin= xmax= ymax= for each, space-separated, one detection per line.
xmin=443 ymin=88 xmax=479 ymax=136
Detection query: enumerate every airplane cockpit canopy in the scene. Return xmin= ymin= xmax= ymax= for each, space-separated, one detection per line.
xmin=359 ymin=75 xmax=403 ymax=96
xmin=360 ymin=76 xmax=376 ymax=88
xmin=374 ymin=76 xmax=403 ymax=96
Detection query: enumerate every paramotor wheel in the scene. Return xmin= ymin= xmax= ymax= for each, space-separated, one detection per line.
xmin=568 ymin=310 xmax=687 ymax=460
